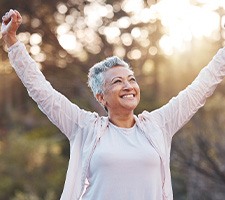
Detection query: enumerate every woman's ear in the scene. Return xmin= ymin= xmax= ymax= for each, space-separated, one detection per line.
xmin=96 ymin=93 xmax=105 ymax=105
xmin=96 ymin=93 xmax=108 ymax=112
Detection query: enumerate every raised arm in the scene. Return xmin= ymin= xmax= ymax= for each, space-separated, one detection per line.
xmin=142 ymin=46 xmax=225 ymax=141
xmin=1 ymin=10 xmax=97 ymax=140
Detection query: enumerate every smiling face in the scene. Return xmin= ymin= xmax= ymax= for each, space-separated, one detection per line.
xmin=96 ymin=65 xmax=140 ymax=116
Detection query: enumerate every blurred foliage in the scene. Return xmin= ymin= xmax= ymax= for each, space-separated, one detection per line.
xmin=0 ymin=129 xmax=67 ymax=200
xmin=1 ymin=0 xmax=225 ymax=199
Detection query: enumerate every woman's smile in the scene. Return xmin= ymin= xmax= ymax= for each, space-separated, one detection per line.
xmin=121 ymin=94 xmax=135 ymax=98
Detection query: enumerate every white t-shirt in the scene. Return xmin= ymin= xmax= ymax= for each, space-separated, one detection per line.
xmin=82 ymin=122 xmax=162 ymax=200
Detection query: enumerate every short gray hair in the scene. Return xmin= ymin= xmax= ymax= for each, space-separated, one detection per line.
xmin=88 ymin=56 xmax=131 ymax=96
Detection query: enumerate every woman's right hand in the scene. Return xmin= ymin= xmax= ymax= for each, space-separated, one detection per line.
xmin=1 ymin=9 xmax=22 ymax=47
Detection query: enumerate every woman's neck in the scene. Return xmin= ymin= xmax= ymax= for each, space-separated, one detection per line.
xmin=108 ymin=112 xmax=135 ymax=128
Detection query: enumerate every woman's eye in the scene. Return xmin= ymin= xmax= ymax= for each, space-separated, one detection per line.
xmin=130 ymin=78 xmax=136 ymax=82
xmin=113 ymin=80 xmax=122 ymax=84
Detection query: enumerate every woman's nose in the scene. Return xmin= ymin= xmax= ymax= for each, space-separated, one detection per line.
xmin=123 ymin=80 xmax=133 ymax=90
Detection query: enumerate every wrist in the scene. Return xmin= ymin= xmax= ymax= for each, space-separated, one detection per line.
xmin=3 ymin=34 xmax=18 ymax=48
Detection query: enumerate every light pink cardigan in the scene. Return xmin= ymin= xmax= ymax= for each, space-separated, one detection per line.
xmin=8 ymin=41 xmax=225 ymax=200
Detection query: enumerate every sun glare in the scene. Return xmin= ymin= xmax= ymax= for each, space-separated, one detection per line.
xmin=154 ymin=0 xmax=221 ymax=54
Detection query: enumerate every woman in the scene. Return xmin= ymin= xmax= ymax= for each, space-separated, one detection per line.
xmin=2 ymin=9 xmax=225 ymax=200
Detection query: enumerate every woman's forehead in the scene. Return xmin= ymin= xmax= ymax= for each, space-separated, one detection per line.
xmin=104 ymin=66 xmax=134 ymax=79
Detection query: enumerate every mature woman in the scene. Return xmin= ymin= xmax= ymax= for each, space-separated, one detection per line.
xmin=2 ymin=9 xmax=225 ymax=200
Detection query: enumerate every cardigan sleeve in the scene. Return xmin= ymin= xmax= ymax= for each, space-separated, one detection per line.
xmin=8 ymin=41 xmax=97 ymax=140
xmin=143 ymin=46 xmax=225 ymax=140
